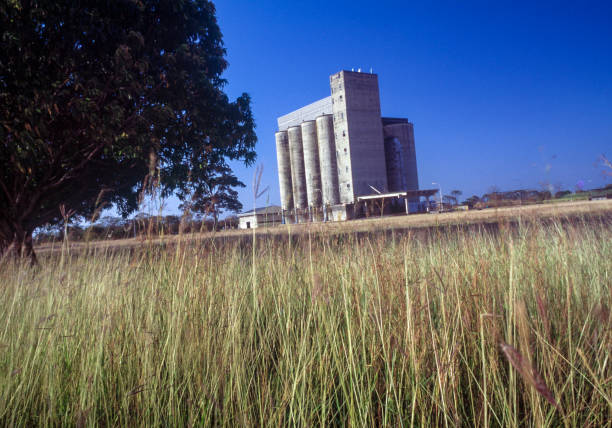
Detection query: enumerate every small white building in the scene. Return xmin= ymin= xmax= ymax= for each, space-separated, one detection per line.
xmin=238 ymin=206 xmax=283 ymax=229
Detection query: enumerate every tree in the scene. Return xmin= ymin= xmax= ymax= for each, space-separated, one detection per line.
xmin=600 ymin=154 xmax=612 ymax=178
xmin=442 ymin=195 xmax=457 ymax=206
xmin=0 ymin=1 xmax=256 ymax=262
xmin=450 ymin=189 xmax=462 ymax=206
xmin=177 ymin=148 xmax=246 ymax=230
xmin=464 ymin=195 xmax=481 ymax=208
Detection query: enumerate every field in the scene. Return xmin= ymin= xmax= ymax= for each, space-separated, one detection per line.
xmin=34 ymin=198 xmax=612 ymax=253
xmin=1 ymin=204 xmax=611 ymax=426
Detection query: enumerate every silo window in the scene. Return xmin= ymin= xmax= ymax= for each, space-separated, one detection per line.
xmin=344 ymin=148 xmax=347 ymax=154
xmin=342 ymin=130 xmax=346 ymax=137
xmin=347 ymin=183 xmax=350 ymax=188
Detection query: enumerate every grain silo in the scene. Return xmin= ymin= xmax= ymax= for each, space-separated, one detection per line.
xmin=274 ymin=70 xmax=425 ymax=223
xmin=275 ymin=130 xmax=293 ymax=215
xmin=382 ymin=120 xmax=419 ymax=192
xmin=384 ymin=136 xmax=406 ymax=192
xmin=316 ymin=114 xmax=340 ymax=206
xmin=300 ymin=120 xmax=322 ymax=209
xmin=287 ymin=125 xmax=308 ymax=210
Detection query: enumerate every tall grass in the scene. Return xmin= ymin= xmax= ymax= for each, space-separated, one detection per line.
xmin=0 ymin=218 xmax=610 ymax=426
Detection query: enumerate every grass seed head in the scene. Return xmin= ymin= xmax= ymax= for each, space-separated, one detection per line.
xmin=500 ymin=342 xmax=560 ymax=410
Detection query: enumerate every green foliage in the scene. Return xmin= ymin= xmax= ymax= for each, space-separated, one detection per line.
xmin=0 ymin=0 xmax=256 ymax=258
xmin=178 ymin=158 xmax=246 ymax=222
xmin=0 ymin=218 xmax=610 ymax=426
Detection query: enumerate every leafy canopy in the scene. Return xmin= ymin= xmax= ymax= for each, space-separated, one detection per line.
xmin=0 ymin=0 xmax=256 ymax=258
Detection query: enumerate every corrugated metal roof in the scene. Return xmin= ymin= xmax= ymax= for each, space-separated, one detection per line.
xmin=237 ymin=205 xmax=282 ymax=217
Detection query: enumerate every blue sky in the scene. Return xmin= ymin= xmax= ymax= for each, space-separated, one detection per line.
xmin=185 ymin=1 xmax=612 ymax=213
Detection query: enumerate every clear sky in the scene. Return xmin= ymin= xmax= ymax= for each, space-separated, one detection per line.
xmin=196 ymin=1 xmax=612 ymax=212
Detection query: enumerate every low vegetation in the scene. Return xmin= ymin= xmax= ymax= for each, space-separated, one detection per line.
xmin=34 ymin=214 xmax=240 ymax=245
xmin=0 ymin=216 xmax=610 ymax=426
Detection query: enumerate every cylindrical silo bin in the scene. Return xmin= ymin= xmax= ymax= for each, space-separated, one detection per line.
xmin=275 ymin=131 xmax=293 ymax=213
xmin=316 ymin=114 xmax=340 ymax=206
xmin=383 ymin=123 xmax=419 ymax=191
xmin=384 ymin=136 xmax=407 ymax=192
xmin=403 ymin=123 xmax=419 ymax=191
xmin=287 ymin=126 xmax=308 ymax=210
xmin=300 ymin=120 xmax=322 ymax=208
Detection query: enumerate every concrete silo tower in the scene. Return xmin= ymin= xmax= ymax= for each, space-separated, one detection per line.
xmin=316 ymin=114 xmax=340 ymax=206
xmin=275 ymin=130 xmax=293 ymax=221
xmin=300 ymin=120 xmax=323 ymax=211
xmin=287 ymin=125 xmax=308 ymax=213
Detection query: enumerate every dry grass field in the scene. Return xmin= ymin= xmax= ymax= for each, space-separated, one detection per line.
xmin=1 ymin=199 xmax=610 ymax=426
xmin=35 ymin=198 xmax=612 ymax=253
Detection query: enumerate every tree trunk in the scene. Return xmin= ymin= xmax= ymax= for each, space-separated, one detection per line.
xmin=0 ymin=225 xmax=37 ymax=266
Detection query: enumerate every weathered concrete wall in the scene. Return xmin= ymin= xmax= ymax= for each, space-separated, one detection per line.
xmin=331 ymin=71 xmax=387 ymax=203
xmin=330 ymin=203 xmax=354 ymax=222
xmin=238 ymin=214 xmax=257 ymax=229
xmin=277 ymin=97 xmax=333 ymax=131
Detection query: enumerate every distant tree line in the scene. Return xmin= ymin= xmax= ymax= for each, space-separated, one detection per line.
xmin=458 ymin=184 xmax=612 ymax=209
xmin=34 ymin=214 xmax=239 ymax=245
